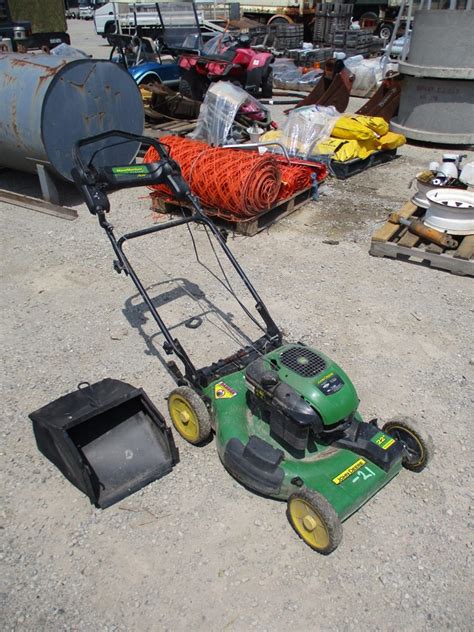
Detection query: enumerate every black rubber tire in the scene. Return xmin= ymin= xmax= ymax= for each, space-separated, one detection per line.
xmin=382 ymin=416 xmax=433 ymax=472
xmin=260 ymin=68 xmax=273 ymax=99
xmin=179 ymin=72 xmax=206 ymax=101
xmin=360 ymin=11 xmax=379 ymax=20
xmin=178 ymin=77 xmax=194 ymax=99
xmin=104 ymin=22 xmax=117 ymax=45
xmin=138 ymin=74 xmax=160 ymax=87
xmin=268 ymin=16 xmax=291 ymax=26
xmin=359 ymin=11 xmax=379 ymax=29
xmin=378 ymin=24 xmax=394 ymax=40
xmin=287 ymin=488 xmax=342 ymax=555
xmin=167 ymin=386 xmax=211 ymax=445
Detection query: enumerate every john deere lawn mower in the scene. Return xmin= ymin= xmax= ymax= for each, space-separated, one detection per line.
xmin=72 ymin=131 xmax=432 ymax=554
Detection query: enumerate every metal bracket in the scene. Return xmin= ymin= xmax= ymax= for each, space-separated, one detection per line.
xmin=36 ymin=164 xmax=60 ymax=205
xmin=113 ymin=259 xmax=125 ymax=274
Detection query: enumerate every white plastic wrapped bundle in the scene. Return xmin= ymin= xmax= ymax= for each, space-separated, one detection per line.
xmin=273 ymin=59 xmax=323 ymax=92
xmin=269 ymin=105 xmax=340 ymax=158
xmin=296 ymin=69 xmax=324 ymax=92
xmin=273 ymin=60 xmax=303 ymax=90
xmin=190 ymin=82 xmax=268 ymax=146
xmin=50 ymin=43 xmax=89 ymax=59
xmin=460 ymin=162 xmax=474 ymax=187
xmin=344 ymin=56 xmax=380 ymax=97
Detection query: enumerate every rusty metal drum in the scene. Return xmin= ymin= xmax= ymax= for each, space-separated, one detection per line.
xmin=0 ymin=54 xmax=144 ymax=181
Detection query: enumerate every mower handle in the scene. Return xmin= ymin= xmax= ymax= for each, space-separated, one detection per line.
xmin=71 ymin=130 xmax=192 ymax=214
xmin=71 ymin=132 xmax=282 ymax=382
xmin=72 ymin=129 xmax=169 ymax=175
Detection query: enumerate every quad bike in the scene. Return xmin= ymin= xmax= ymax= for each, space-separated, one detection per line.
xmin=178 ymin=32 xmax=274 ymax=101
xmin=72 ymin=131 xmax=433 ymax=554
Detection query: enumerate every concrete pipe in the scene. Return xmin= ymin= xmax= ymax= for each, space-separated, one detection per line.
xmin=391 ymin=9 xmax=474 ymax=145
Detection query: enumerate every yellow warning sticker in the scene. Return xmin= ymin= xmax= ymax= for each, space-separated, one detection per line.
xmin=381 ymin=437 xmax=395 ymax=450
xmin=332 ymin=458 xmax=366 ymax=485
xmin=374 ymin=434 xmax=396 ymax=450
xmin=214 ymin=382 xmax=237 ymax=399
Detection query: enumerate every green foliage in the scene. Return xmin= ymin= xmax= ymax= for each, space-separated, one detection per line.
xmin=9 ymin=0 xmax=66 ymax=34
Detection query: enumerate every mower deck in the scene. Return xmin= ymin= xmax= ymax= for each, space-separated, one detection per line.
xmin=206 ymin=349 xmax=404 ymax=520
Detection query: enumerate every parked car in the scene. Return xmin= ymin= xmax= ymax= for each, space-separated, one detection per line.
xmin=79 ymin=6 xmax=94 ymax=20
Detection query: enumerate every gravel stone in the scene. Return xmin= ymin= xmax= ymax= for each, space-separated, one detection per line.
xmin=0 ymin=19 xmax=472 ymax=632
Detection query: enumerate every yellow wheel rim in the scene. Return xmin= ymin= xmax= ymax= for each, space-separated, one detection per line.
xmin=169 ymin=394 xmax=200 ymax=443
xmin=289 ymin=498 xmax=330 ymax=550
xmin=390 ymin=425 xmax=425 ymax=467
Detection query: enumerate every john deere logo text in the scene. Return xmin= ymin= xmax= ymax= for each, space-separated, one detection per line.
xmin=332 ymin=458 xmax=366 ymax=485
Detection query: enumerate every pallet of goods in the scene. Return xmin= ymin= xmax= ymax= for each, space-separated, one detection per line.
xmin=370 ymin=201 xmax=474 ymax=277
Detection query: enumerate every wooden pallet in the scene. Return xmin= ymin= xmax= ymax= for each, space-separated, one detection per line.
xmin=370 ymin=201 xmax=474 ymax=277
xmin=144 ymin=114 xmax=197 ymax=137
xmin=152 ymin=187 xmax=312 ymax=237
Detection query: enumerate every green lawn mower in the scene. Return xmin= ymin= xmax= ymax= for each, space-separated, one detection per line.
xmin=72 ymin=131 xmax=433 ymax=554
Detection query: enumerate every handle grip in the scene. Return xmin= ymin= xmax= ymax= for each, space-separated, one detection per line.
xmin=72 ymin=129 xmax=169 ymax=175
xmin=71 ymin=130 xmax=191 ymax=214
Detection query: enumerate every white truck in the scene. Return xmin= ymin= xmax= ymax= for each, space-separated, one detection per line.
xmin=93 ymin=1 xmax=325 ymax=39
xmin=95 ymin=2 xmax=404 ymax=40
xmin=94 ymin=1 xmax=350 ymax=41
xmin=94 ymin=0 xmax=234 ymax=39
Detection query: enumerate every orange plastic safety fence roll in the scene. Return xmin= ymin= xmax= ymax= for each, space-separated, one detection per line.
xmin=279 ymin=164 xmax=313 ymax=200
xmin=144 ymin=136 xmax=316 ymax=220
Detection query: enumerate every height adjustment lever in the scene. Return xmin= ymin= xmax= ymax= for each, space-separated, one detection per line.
xmin=71 ymin=167 xmax=110 ymax=215
xmin=113 ymin=259 xmax=125 ymax=274
xmin=163 ymin=341 xmax=173 ymax=355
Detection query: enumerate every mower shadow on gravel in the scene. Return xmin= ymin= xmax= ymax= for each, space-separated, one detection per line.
xmin=122 ymin=277 xmax=255 ymax=374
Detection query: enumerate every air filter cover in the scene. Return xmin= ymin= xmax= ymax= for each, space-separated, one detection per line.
xmin=280 ymin=346 xmax=327 ymax=378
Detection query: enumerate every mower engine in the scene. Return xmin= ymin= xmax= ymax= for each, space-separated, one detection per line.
xmin=245 ymin=344 xmax=357 ymax=449
xmin=245 ymin=344 xmax=405 ymax=473
xmin=246 ymin=357 xmax=324 ymax=451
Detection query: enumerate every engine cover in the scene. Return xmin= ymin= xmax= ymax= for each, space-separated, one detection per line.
xmin=246 ymin=358 xmax=322 ymax=451
xmin=247 ymin=344 xmax=359 ymax=432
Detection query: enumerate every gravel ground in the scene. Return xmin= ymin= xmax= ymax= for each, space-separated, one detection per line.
xmin=1 ymin=20 xmax=473 ymax=632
